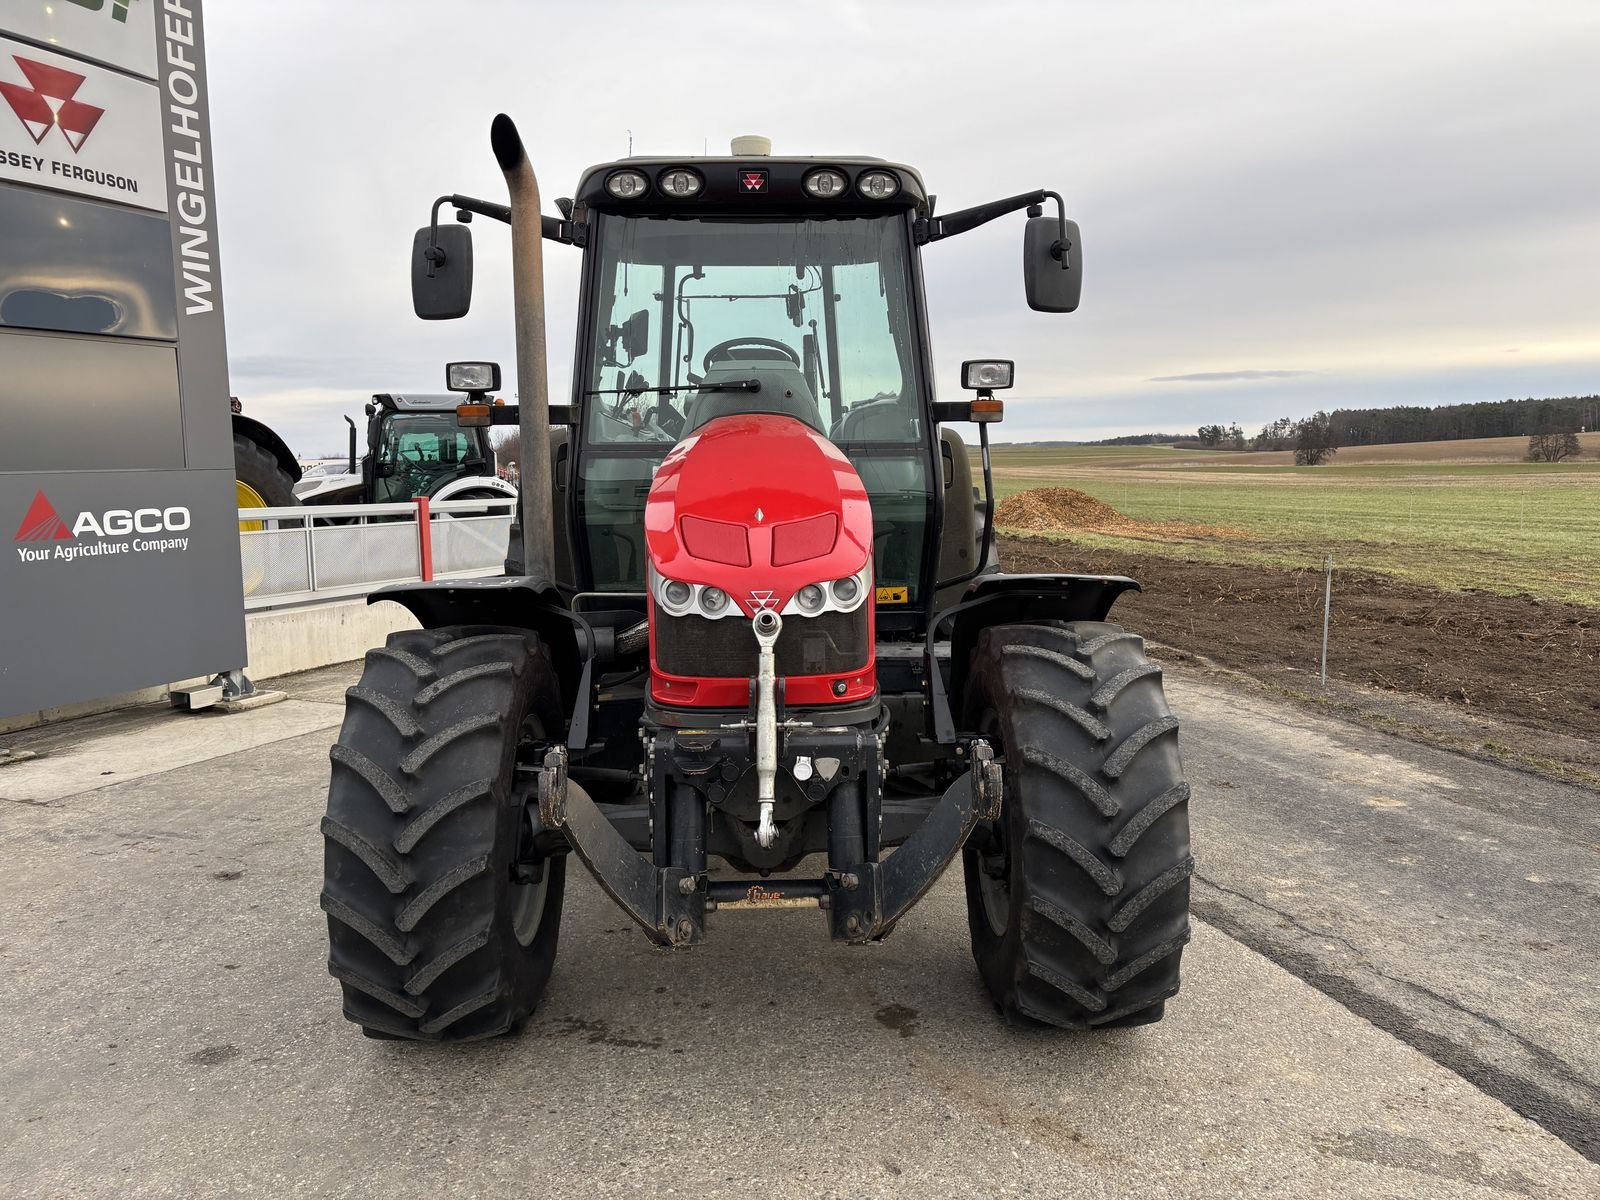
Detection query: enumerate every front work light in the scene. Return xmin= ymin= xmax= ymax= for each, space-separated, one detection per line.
xmin=658 ymin=168 xmax=704 ymax=197
xmin=447 ymin=361 xmax=501 ymax=392
xmin=857 ymin=170 xmax=900 ymax=200
xmin=605 ymin=170 xmax=650 ymax=199
xmin=803 ymin=169 xmax=848 ymax=199
xmin=961 ymin=360 xmax=1015 ymax=390
xmin=663 ymin=580 xmax=692 ymax=609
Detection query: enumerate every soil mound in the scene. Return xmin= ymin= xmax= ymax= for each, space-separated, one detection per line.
xmin=994 ymin=487 xmax=1247 ymax=540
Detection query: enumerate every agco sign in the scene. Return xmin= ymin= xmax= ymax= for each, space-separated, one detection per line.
xmin=13 ymin=490 xmax=192 ymax=562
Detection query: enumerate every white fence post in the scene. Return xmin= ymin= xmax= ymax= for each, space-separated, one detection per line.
xmin=1321 ymin=553 xmax=1333 ymax=688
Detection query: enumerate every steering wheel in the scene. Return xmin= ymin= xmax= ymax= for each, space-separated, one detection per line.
xmin=702 ymin=337 xmax=800 ymax=372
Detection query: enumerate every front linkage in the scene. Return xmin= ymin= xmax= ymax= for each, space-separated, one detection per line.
xmin=532 ymin=619 xmax=1002 ymax=949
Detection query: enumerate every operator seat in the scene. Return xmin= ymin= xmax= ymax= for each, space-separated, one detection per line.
xmin=831 ymin=395 xmax=912 ymax=443
xmin=684 ymin=355 xmax=826 ymax=436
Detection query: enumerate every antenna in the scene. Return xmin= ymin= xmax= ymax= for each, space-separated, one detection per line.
xmin=627 ymin=128 xmax=633 ymax=156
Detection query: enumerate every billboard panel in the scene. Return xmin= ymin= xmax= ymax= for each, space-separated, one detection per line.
xmin=0 ymin=0 xmax=245 ymax=719
xmin=0 ymin=35 xmax=167 ymax=211
xmin=0 ymin=468 xmax=246 ymax=714
xmin=0 ymin=332 xmax=182 ymax=472
xmin=0 ymin=187 xmax=177 ymax=339
xmin=1 ymin=0 xmax=159 ymax=80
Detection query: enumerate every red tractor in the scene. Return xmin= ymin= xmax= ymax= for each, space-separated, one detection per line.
xmin=320 ymin=121 xmax=1192 ymax=1041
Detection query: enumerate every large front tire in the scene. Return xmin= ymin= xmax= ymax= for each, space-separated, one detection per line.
xmin=233 ymin=432 xmax=297 ymax=531
xmin=321 ymin=626 xmax=565 ymax=1041
xmin=962 ymin=622 xmax=1192 ymax=1028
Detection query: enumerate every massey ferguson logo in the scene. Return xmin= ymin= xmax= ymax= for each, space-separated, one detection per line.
xmin=740 ymin=170 xmax=768 ymax=193
xmin=0 ymin=56 xmax=105 ymax=153
xmin=14 ymin=491 xmax=192 ymax=564
xmin=748 ymin=590 xmax=779 ymax=612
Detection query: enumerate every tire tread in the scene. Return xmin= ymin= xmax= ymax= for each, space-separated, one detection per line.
xmin=961 ymin=621 xmax=1192 ymax=1030
xmin=321 ymin=626 xmax=564 ymax=1042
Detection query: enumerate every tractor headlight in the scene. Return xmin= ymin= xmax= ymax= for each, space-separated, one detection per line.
xmin=652 ymin=568 xmax=696 ymax=617
xmin=605 ymin=170 xmax=650 ymax=199
xmin=657 ymin=167 xmax=704 ymax=198
xmin=857 ymin=170 xmax=900 ymax=200
xmin=781 ymin=561 xmax=871 ymax=617
xmin=651 ymin=569 xmax=743 ymax=620
xmin=803 ymin=168 xmax=848 ymax=199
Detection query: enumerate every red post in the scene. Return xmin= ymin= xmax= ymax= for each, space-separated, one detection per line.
xmin=415 ymin=496 xmax=434 ymax=581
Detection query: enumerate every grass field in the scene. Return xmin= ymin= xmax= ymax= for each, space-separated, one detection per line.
xmin=989 ymin=435 xmax=1600 ymax=605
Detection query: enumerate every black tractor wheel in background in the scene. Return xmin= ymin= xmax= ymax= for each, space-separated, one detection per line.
xmin=233 ymin=432 xmax=298 ymax=521
xmin=961 ymin=622 xmax=1192 ymax=1028
xmin=321 ymin=626 xmax=566 ymax=1041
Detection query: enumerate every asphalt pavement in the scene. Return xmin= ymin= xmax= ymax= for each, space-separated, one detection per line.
xmin=1173 ymin=674 xmax=1600 ymax=1160
xmin=1 ymin=661 xmax=1597 ymax=1198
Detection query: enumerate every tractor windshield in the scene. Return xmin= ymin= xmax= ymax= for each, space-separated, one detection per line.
xmin=373 ymin=412 xmax=488 ymax=503
xmin=583 ymin=216 xmax=924 ymax=447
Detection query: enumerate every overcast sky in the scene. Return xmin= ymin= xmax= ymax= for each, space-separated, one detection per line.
xmin=206 ymin=1 xmax=1600 ymax=453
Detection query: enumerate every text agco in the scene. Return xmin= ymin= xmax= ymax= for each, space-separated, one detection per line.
xmin=74 ymin=507 xmax=192 ymax=536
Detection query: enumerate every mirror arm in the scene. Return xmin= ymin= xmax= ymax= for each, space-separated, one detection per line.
xmin=1028 ymin=190 xmax=1074 ymax=271
xmin=927 ymin=189 xmax=1048 ymax=241
xmin=425 ymin=193 xmax=574 ymax=263
xmin=925 ymin=189 xmax=1073 ymax=269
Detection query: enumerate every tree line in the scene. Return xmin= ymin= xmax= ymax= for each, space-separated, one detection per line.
xmin=1178 ymin=395 xmax=1597 ymax=452
xmin=1322 ymin=395 xmax=1597 ymax=446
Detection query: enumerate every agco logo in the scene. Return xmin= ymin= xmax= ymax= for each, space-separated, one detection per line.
xmin=14 ymin=491 xmax=74 ymax=542
xmin=14 ymin=491 xmax=192 ymax=564
xmin=0 ymin=56 xmax=106 ymax=153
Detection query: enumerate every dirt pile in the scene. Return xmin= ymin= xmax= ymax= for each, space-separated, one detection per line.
xmin=995 ymin=487 xmax=1247 ymax=540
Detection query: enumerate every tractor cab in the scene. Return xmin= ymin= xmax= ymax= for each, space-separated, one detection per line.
xmin=424 ymin=147 xmax=1080 ymax=629
xmin=572 ymin=170 xmax=939 ymax=624
xmin=295 ymin=392 xmax=516 ymax=508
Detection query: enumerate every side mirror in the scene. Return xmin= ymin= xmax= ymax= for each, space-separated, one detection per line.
xmin=1023 ymin=215 xmax=1082 ymax=313
xmin=412 ymin=224 xmax=474 ymax=320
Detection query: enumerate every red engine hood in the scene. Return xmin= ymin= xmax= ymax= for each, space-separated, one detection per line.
xmin=645 ymin=413 xmax=873 ymax=613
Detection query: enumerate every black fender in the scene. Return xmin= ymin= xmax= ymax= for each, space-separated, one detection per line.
xmin=926 ymin=572 xmax=1140 ymax=743
xmin=371 ymin=577 xmax=592 ymax=740
xmin=232 ymin=414 xmax=302 ymax=484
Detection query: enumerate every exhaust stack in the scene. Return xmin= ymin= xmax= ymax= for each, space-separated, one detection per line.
xmin=490 ymin=113 xmax=555 ymax=581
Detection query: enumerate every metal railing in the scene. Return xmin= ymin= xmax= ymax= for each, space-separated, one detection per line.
xmin=238 ymin=497 xmax=515 ymax=610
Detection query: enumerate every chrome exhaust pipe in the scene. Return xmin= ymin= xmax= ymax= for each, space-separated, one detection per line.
xmin=490 ymin=114 xmax=554 ymax=582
